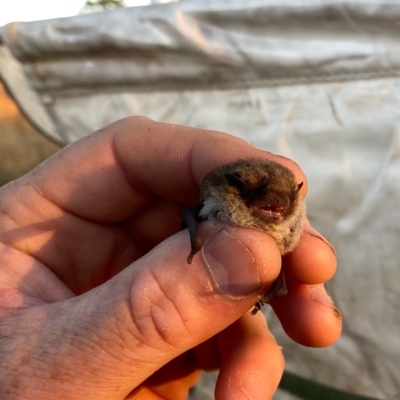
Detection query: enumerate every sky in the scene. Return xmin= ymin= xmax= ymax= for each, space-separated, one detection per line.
xmin=0 ymin=0 xmax=160 ymax=27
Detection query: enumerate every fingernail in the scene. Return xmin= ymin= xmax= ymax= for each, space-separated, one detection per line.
xmin=240 ymin=375 xmax=269 ymax=400
xmin=311 ymin=287 xmax=342 ymax=320
xmin=274 ymin=154 xmax=301 ymax=169
xmin=203 ymin=230 xmax=261 ymax=297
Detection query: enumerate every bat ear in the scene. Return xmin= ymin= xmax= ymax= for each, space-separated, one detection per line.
xmin=225 ymin=173 xmax=248 ymax=192
xmin=296 ymin=182 xmax=304 ymax=193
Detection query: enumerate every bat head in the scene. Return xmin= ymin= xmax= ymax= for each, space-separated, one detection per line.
xmin=224 ymin=164 xmax=303 ymax=223
xmin=198 ymin=158 xmax=306 ymax=254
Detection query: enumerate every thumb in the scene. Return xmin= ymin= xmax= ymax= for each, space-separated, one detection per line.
xmin=11 ymin=221 xmax=281 ymax=398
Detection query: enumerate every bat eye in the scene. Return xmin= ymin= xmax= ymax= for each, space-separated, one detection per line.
xmin=225 ymin=173 xmax=249 ymax=192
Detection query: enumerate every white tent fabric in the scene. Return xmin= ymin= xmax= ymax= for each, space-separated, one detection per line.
xmin=1 ymin=1 xmax=399 ymax=398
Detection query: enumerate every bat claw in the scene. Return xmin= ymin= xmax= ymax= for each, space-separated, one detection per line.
xmin=181 ymin=205 xmax=204 ymax=264
xmin=251 ymin=270 xmax=287 ymax=315
xmin=251 ymin=301 xmax=262 ymax=315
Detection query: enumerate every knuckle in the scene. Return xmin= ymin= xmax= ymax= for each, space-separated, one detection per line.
xmin=128 ymin=269 xmax=194 ymax=350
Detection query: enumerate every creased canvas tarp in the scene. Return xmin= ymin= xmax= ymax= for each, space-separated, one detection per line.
xmin=1 ymin=1 xmax=399 ymax=398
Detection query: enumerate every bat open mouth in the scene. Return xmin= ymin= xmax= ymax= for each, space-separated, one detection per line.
xmin=252 ymin=194 xmax=289 ymax=222
xmin=259 ymin=204 xmax=284 ymax=220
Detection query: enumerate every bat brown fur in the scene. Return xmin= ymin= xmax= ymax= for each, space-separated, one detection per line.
xmin=180 ymin=158 xmax=305 ymax=313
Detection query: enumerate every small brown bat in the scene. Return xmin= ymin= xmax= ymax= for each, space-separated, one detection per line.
xmin=180 ymin=158 xmax=305 ymax=314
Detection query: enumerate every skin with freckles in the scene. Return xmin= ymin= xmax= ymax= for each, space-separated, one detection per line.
xmin=0 ymin=117 xmax=341 ymax=400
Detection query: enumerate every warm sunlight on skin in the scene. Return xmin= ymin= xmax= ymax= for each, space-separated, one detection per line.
xmin=0 ymin=117 xmax=341 ymax=399
xmin=0 ymin=0 xmax=153 ymax=27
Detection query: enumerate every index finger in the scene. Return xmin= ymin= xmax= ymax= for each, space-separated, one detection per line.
xmin=14 ymin=116 xmax=307 ymax=223
xmin=5 ymin=117 xmax=307 ymax=222
xmin=114 ymin=117 xmax=307 ymax=199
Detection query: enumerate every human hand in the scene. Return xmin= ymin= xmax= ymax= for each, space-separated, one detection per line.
xmin=0 ymin=117 xmax=341 ymax=399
